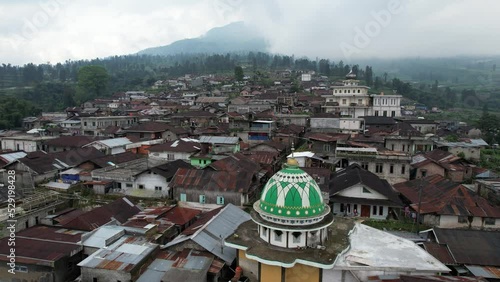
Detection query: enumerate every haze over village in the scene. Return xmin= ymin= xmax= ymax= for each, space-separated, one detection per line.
xmin=0 ymin=1 xmax=499 ymax=282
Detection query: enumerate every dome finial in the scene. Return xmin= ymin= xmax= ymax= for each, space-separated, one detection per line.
xmin=287 ymin=142 xmax=299 ymax=167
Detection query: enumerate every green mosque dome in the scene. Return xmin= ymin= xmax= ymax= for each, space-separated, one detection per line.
xmin=258 ymin=159 xmax=325 ymax=218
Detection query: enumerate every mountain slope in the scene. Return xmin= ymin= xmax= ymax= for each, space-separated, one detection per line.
xmin=138 ymin=22 xmax=268 ymax=56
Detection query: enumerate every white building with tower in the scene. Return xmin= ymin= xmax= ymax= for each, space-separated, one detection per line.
xmin=322 ymin=71 xmax=402 ymax=118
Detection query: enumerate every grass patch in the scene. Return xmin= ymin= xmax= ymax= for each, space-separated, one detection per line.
xmin=362 ymin=218 xmax=430 ymax=233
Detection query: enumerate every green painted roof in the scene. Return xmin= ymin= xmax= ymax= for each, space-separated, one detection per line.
xmin=259 ymin=162 xmax=325 ymax=218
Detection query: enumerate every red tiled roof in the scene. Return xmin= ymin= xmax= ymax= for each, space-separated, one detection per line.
xmin=159 ymin=206 xmax=202 ymax=226
xmin=0 ymin=237 xmax=81 ymax=265
xmin=148 ymin=139 xmax=201 ymax=153
xmin=61 ymin=197 xmax=141 ymax=231
xmin=171 ymin=168 xmax=256 ymax=194
xmin=16 ymin=225 xmax=84 ymax=243
xmin=305 ymin=132 xmax=350 ymax=142
xmin=182 ymin=207 xmax=223 ymax=235
xmin=44 ymin=136 xmax=96 ymax=148
xmin=422 ymin=242 xmax=455 ymax=265
xmin=394 ymin=175 xmax=500 ymax=218
xmin=124 ymin=121 xmax=172 ymax=132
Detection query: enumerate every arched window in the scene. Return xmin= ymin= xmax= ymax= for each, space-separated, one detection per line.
xmin=292 ymin=232 xmax=302 ymax=243
xmin=274 ymin=230 xmax=283 ymax=242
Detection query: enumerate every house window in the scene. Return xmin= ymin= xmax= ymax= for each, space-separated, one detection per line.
xmin=167 ymin=153 xmax=174 ymax=160
xmin=485 ymin=218 xmax=495 ymax=225
xmin=458 ymin=216 xmax=468 ymax=223
xmin=391 ymin=144 xmax=395 ymax=150
xmin=383 ymin=111 xmax=387 ymax=117
xmin=323 ymin=144 xmax=331 ymax=152
xmin=379 ymin=206 xmax=384 ymax=215
xmin=402 ymin=145 xmax=406 ymax=152
xmin=389 ymin=164 xmax=394 ymax=174
xmin=375 ymin=110 xmax=379 ymax=116
xmin=138 ymin=184 xmax=145 ymax=189
xmin=126 ymin=183 xmax=133 ymax=188
xmin=362 ymin=187 xmax=371 ymax=194
xmin=340 ymin=203 xmax=344 ymax=212
xmin=292 ymin=232 xmax=301 ymax=243
xmin=391 ymin=111 xmax=396 ymax=117
xmin=139 ymin=133 xmax=145 ymax=139
xmin=401 ymin=165 xmax=406 ymax=175
xmin=180 ymin=193 xmax=187 ymax=202
xmin=216 ymin=196 xmax=224 ymax=205
xmin=155 ymin=186 xmax=162 ymax=191
xmin=199 ymin=195 xmax=206 ymax=204
xmin=92 ymin=122 xmax=96 ymax=127
xmin=361 ymin=162 xmax=368 ymax=170
xmin=372 ymin=206 xmax=377 ymax=215
xmin=376 ymin=163 xmax=383 ymax=173
xmin=342 ymin=99 xmax=347 ymax=105
xmin=274 ymin=230 xmax=283 ymax=242
xmin=14 ymin=265 xmax=28 ymax=273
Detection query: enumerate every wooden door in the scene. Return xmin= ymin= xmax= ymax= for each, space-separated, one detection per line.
xmin=361 ymin=205 xmax=370 ymax=217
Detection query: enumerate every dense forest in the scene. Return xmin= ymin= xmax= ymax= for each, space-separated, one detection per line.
xmin=0 ymin=53 xmax=499 ymax=130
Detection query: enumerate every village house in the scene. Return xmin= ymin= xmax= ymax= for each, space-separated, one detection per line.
xmin=164 ymin=205 xmax=251 ymax=270
xmin=171 ymin=166 xmax=261 ymax=206
xmin=0 ymin=225 xmax=84 ymax=282
xmin=79 ymin=235 xmax=159 ymax=282
xmin=43 ymin=135 xmax=96 ymax=153
xmin=148 ymin=138 xmax=201 ymax=161
xmin=5 ymin=147 xmax=104 ymax=185
xmin=383 ymin=121 xmax=436 ymax=154
xmin=396 ymin=118 xmax=438 ymax=134
xmin=0 ymin=134 xmax=56 ymax=152
xmin=83 ymin=137 xmax=132 ymax=155
xmin=305 ymin=132 xmax=350 ymax=159
xmin=310 ymin=113 xmax=365 ymax=134
xmin=411 ymin=149 xmax=473 ymax=182
xmin=59 ymin=197 xmax=141 ymax=231
xmin=123 ymin=121 xmax=188 ymax=141
xmin=81 ymin=116 xmax=138 ymax=136
xmin=336 ymin=147 xmax=411 ymax=185
xmin=434 ymin=138 xmax=488 ymax=162
xmin=329 ymin=164 xmax=403 ymax=219
xmin=131 ymin=160 xmax=194 ymax=198
xmin=422 ymin=228 xmax=500 ymax=279
xmin=170 ymin=110 xmax=218 ymax=128
xmin=394 ymin=175 xmax=500 ymax=229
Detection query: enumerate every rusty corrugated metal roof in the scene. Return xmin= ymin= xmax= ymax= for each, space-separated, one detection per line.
xmin=394 ymin=175 xmax=500 ymax=218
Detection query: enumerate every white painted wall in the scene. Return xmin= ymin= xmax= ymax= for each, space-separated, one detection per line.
xmin=134 ymin=172 xmax=169 ymax=196
xmin=148 ymin=151 xmax=192 ymax=161
xmin=439 ymin=215 xmax=468 ymax=228
xmin=1 ymin=139 xmax=38 ymax=152
xmin=336 ymin=184 xmax=388 ymax=200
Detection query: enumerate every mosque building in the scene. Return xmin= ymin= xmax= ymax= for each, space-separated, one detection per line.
xmin=225 ymin=156 xmax=449 ymax=282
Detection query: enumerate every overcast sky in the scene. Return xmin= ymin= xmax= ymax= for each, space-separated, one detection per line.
xmin=1 ymin=0 xmax=500 ymax=65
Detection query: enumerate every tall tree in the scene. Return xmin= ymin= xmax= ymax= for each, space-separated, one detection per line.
xmin=75 ymin=65 xmax=109 ymax=104
xmin=234 ymin=66 xmax=244 ymax=81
